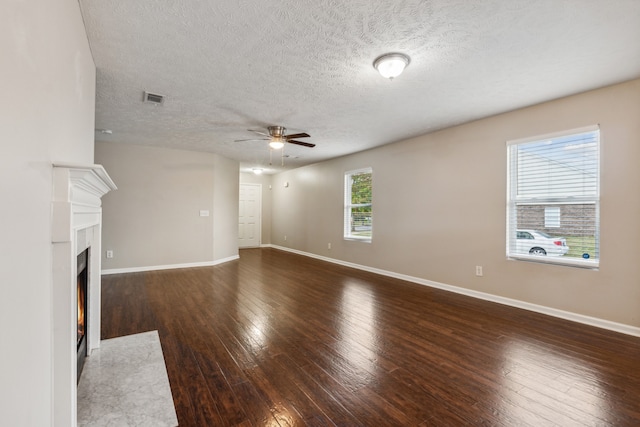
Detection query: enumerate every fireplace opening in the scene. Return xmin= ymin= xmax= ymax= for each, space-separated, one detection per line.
xmin=77 ymin=249 xmax=88 ymax=383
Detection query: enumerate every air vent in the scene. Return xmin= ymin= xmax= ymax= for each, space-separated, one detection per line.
xmin=143 ymin=91 xmax=165 ymax=105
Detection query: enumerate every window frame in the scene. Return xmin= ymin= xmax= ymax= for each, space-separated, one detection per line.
xmin=506 ymin=125 xmax=600 ymax=268
xmin=344 ymin=167 xmax=373 ymax=242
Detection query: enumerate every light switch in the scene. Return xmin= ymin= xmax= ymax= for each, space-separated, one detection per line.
xmin=199 ymin=210 xmax=210 ymax=217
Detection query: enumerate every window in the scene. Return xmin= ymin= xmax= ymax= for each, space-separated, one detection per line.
xmin=507 ymin=126 xmax=600 ymax=267
xmin=344 ymin=168 xmax=372 ymax=241
xmin=544 ymin=207 xmax=561 ymax=228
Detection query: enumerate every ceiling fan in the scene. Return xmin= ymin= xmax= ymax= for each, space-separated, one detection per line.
xmin=235 ymin=125 xmax=315 ymax=149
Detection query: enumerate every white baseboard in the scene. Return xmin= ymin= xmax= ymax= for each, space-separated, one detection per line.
xmin=269 ymin=245 xmax=640 ymax=338
xmin=101 ymin=255 xmax=239 ymax=275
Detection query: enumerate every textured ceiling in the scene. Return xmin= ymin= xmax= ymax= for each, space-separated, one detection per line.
xmin=80 ymin=0 xmax=640 ymax=174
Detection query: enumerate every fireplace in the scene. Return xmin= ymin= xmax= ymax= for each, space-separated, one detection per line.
xmin=77 ymin=249 xmax=89 ymax=383
xmin=52 ymin=164 xmax=116 ymax=427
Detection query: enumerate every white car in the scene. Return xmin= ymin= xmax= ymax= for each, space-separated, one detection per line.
xmin=516 ymin=229 xmax=569 ymax=256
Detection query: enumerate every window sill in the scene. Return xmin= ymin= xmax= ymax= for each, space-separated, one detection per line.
xmin=344 ymin=236 xmax=372 ymax=243
xmin=507 ymin=254 xmax=599 ymax=270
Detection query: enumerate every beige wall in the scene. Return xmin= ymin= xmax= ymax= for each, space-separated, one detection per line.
xmin=271 ymin=79 xmax=640 ymax=328
xmin=240 ymin=172 xmax=273 ymax=245
xmin=213 ymin=155 xmax=240 ymax=259
xmin=95 ymin=142 xmax=239 ymax=270
xmin=0 ymin=0 xmax=96 ymax=424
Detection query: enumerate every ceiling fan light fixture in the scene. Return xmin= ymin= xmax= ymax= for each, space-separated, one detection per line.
xmin=373 ymin=53 xmax=410 ymax=79
xmin=269 ymin=138 xmax=285 ymax=150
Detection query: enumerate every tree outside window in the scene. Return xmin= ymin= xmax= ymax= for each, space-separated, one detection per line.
xmin=344 ymin=168 xmax=372 ymax=241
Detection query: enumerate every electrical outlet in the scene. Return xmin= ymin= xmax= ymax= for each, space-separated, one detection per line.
xmin=284 ymin=235 xmax=287 ymax=241
xmin=328 ymin=243 xmax=332 ymax=250
xmin=106 ymin=250 xmax=114 ymax=259
xmin=475 ymin=266 xmax=483 ymax=276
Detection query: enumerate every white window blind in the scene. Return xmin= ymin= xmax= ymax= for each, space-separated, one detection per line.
xmin=544 ymin=207 xmax=561 ymax=228
xmin=507 ymin=126 xmax=600 ymax=267
xmin=344 ymin=168 xmax=372 ymax=241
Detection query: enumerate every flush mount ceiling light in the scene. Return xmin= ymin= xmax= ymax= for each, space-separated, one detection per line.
xmin=252 ymin=168 xmax=263 ymax=175
xmin=373 ymin=53 xmax=411 ymax=79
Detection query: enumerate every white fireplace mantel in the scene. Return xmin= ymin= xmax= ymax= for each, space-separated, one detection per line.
xmin=51 ymin=163 xmax=116 ymax=427
xmin=52 ymin=164 xmax=116 ymax=242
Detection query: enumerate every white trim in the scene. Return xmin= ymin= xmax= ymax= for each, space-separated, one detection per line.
xmin=507 ymin=254 xmax=598 ymax=270
xmin=344 ymin=166 xmax=373 ymax=176
xmin=506 ymin=124 xmax=600 ymax=146
xmin=344 ymin=167 xmax=373 ymax=241
xmin=344 ymin=237 xmax=372 ymax=243
xmin=269 ymin=245 xmax=640 ymax=338
xmin=101 ymin=255 xmax=239 ymax=275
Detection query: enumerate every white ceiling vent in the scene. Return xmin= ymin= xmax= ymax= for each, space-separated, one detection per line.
xmin=143 ymin=91 xmax=165 ymax=105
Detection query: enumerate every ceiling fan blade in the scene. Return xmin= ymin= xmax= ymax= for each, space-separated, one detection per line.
xmin=248 ymin=129 xmax=270 ymax=137
xmin=284 ymin=132 xmax=310 ymax=139
xmin=287 ymin=140 xmax=315 ymax=148
xmin=234 ymin=138 xmax=269 ymax=142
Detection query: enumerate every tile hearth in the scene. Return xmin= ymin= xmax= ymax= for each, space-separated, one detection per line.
xmin=77 ymin=331 xmax=178 ymax=427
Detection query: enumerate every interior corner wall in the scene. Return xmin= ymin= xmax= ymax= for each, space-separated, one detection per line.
xmin=270 ymin=79 xmax=640 ymax=329
xmin=213 ymin=156 xmax=240 ymax=260
xmin=0 ymin=0 xmax=96 ymax=424
xmin=95 ymin=142 xmax=239 ymax=270
xmin=240 ymin=172 xmax=273 ymax=245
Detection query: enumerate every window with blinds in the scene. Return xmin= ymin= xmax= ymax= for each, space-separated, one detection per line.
xmin=344 ymin=168 xmax=372 ymax=241
xmin=507 ymin=126 xmax=600 ymax=267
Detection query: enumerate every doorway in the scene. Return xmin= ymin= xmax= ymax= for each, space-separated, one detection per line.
xmin=239 ymin=183 xmax=262 ymax=248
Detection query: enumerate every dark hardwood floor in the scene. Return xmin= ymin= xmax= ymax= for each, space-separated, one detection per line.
xmin=101 ymin=248 xmax=640 ymax=426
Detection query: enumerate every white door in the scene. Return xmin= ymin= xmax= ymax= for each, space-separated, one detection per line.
xmin=239 ymin=183 xmax=261 ymax=248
